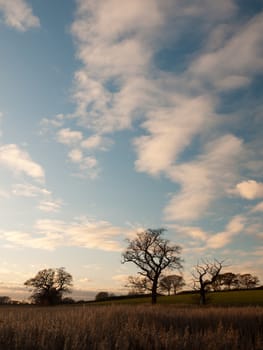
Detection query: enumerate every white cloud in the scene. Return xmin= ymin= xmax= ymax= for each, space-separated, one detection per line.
xmin=134 ymin=95 xmax=216 ymax=175
xmin=56 ymin=128 xmax=83 ymax=145
xmin=68 ymin=148 xmax=83 ymax=163
xmin=207 ymin=215 xmax=245 ymax=249
xmin=80 ymin=156 xmax=97 ymax=169
xmin=81 ymin=134 xmax=112 ymax=151
xmin=0 ymin=230 xmax=63 ymax=251
xmin=251 ymin=202 xmax=263 ymax=213
xmin=0 ymin=0 xmax=40 ymax=31
xmin=164 ymin=134 xmax=243 ymax=221
xmin=190 ymin=12 xmax=263 ymax=90
xmin=12 ymin=183 xmax=51 ymax=197
xmin=40 ymin=114 xmax=65 ymax=135
xmin=35 ymin=218 xmax=126 ymax=251
xmin=0 ymin=217 xmax=127 ymax=252
xmin=66 ymin=0 xmax=262 ymax=225
xmin=235 ymin=180 xmax=263 ymax=200
xmin=38 ymin=199 xmax=63 ymax=213
xmin=226 ymin=215 xmax=245 ymax=234
xmin=70 ymin=0 xmax=164 ymax=133
xmin=173 ymin=215 xmax=245 ymax=250
xmin=0 ymin=144 xmax=45 ymax=181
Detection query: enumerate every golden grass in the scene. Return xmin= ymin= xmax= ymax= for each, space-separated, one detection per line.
xmin=0 ymin=304 xmax=262 ymax=349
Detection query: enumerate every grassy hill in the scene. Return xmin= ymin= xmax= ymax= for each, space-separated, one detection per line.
xmin=93 ymin=289 xmax=263 ymax=306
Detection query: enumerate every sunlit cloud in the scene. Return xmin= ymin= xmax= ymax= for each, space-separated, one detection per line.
xmin=56 ymin=128 xmax=83 ymax=146
xmin=235 ymin=180 xmax=263 ymax=200
xmin=164 ymin=135 xmax=243 ymax=221
xmin=12 ymin=183 xmax=51 ymax=197
xmin=0 ymin=218 xmax=129 ymax=252
xmin=251 ymin=202 xmax=263 ymax=213
xmin=189 ymin=12 xmax=263 ymax=91
xmin=0 ymin=144 xmax=45 ymax=181
xmin=0 ymin=0 xmax=40 ymax=31
xmin=38 ymin=199 xmax=63 ymax=213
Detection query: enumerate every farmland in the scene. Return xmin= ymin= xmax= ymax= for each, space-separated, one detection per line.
xmin=0 ymin=302 xmax=262 ymax=349
xmin=93 ymin=289 xmax=263 ymax=306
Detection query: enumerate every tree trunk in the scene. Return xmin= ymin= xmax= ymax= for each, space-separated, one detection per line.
xmin=151 ymin=279 xmax=158 ymax=304
xmin=200 ymin=287 xmax=206 ymax=305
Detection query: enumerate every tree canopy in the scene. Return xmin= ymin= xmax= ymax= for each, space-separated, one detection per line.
xmin=24 ymin=267 xmax=73 ymax=305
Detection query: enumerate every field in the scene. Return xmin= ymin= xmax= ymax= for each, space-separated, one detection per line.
xmin=94 ymin=289 xmax=263 ymax=306
xmin=0 ymin=304 xmax=262 ymax=349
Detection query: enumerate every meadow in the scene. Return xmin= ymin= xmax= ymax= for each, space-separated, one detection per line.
xmin=0 ymin=303 xmax=262 ymax=349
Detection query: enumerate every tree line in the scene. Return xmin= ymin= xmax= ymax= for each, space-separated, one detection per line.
xmin=1 ymin=228 xmax=259 ymax=306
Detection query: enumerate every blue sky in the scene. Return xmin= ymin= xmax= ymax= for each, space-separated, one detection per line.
xmin=0 ymin=0 xmax=262 ymax=300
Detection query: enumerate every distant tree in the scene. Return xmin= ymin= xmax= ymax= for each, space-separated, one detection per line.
xmin=122 ymin=228 xmax=183 ymax=304
xmin=192 ymin=259 xmax=224 ymax=305
xmin=0 ymin=296 xmax=11 ymax=304
xmin=236 ymin=273 xmax=260 ymax=289
xmin=218 ymin=272 xmax=237 ymax=290
xmin=159 ymin=275 xmax=185 ymax=295
xmin=24 ymin=267 xmax=73 ymax=305
xmin=62 ymin=297 xmax=75 ymax=304
xmin=95 ymin=291 xmax=111 ymax=301
xmin=125 ymin=275 xmax=151 ymax=295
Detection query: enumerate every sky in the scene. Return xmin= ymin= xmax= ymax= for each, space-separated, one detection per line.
xmin=0 ymin=0 xmax=263 ymax=301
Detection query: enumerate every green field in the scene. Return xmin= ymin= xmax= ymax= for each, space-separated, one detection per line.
xmin=94 ymin=289 xmax=263 ymax=306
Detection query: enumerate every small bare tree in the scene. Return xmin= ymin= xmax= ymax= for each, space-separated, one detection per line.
xmin=192 ymin=259 xmax=224 ymax=305
xmin=122 ymin=228 xmax=183 ymax=304
xmin=159 ymin=274 xmax=185 ymax=295
xmin=125 ymin=275 xmax=151 ymax=295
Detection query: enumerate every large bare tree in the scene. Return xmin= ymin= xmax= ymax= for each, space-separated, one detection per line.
xmin=122 ymin=228 xmax=183 ymax=304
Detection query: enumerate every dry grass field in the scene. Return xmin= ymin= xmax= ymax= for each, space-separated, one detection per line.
xmin=0 ymin=304 xmax=262 ymax=349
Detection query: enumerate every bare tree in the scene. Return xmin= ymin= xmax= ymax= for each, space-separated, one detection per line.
xmin=122 ymin=228 xmax=183 ymax=304
xmin=24 ymin=267 xmax=73 ymax=305
xmin=159 ymin=274 xmax=185 ymax=295
xmin=192 ymin=259 xmax=224 ymax=305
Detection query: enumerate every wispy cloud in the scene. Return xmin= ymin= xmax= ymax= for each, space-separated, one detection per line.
xmin=164 ymin=135 xmax=243 ymax=221
xmin=171 ymin=214 xmax=246 ymax=250
xmin=11 ymin=183 xmax=62 ymax=213
xmin=12 ymin=183 xmax=51 ymax=197
xmin=251 ymin=202 xmax=263 ymax=213
xmin=0 ymin=217 xmax=129 ymax=251
xmin=56 ymin=128 xmax=83 ymax=146
xmin=134 ymin=95 xmax=216 ymax=176
xmin=67 ymin=0 xmax=261 ymax=222
xmin=189 ymin=12 xmax=263 ymax=91
xmin=38 ymin=199 xmax=63 ymax=213
xmin=0 ymin=0 xmax=40 ymax=31
xmin=0 ymin=144 xmax=45 ymax=182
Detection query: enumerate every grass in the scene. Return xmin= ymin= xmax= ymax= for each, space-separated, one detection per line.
xmin=95 ymin=289 xmax=263 ymax=306
xmin=160 ymin=289 xmax=263 ymax=306
xmin=0 ymin=304 xmax=262 ymax=349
